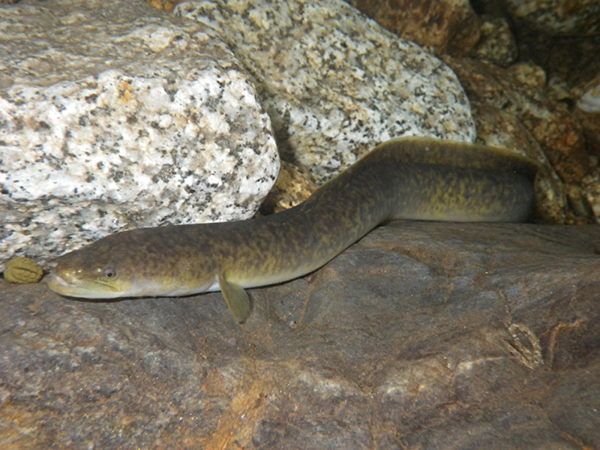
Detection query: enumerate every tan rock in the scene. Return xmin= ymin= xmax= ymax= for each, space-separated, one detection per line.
xmin=469 ymin=15 xmax=518 ymax=68
xmin=258 ymin=160 xmax=318 ymax=215
xmin=504 ymin=0 xmax=600 ymax=36
xmin=346 ymin=0 xmax=481 ymax=56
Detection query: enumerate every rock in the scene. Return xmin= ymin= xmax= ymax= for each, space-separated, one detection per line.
xmin=258 ymin=160 xmax=318 ymax=215
xmin=345 ymin=0 xmax=481 ymax=57
xmin=467 ymin=2 xmax=600 ymax=99
xmin=175 ymin=0 xmax=476 ymax=184
xmin=503 ymin=0 xmax=600 ymax=36
xmin=147 ymin=0 xmax=177 ymax=13
xmin=0 ymin=0 xmax=279 ymax=271
xmin=543 ymin=36 xmax=600 ymax=103
xmin=577 ymin=77 xmax=600 ymax=115
xmin=469 ymin=16 xmax=518 ymax=68
xmin=1 ymin=221 xmax=599 ymax=448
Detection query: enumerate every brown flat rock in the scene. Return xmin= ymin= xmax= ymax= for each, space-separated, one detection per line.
xmin=1 ymin=221 xmax=599 ymax=449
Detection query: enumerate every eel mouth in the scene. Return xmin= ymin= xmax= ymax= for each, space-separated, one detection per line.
xmin=46 ymin=272 xmax=72 ymax=288
xmin=45 ymin=271 xmax=117 ymax=297
xmin=46 ymin=270 xmax=124 ymax=299
xmin=45 ymin=272 xmax=77 ymax=295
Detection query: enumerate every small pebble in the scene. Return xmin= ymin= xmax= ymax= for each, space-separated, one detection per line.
xmin=3 ymin=257 xmax=44 ymax=284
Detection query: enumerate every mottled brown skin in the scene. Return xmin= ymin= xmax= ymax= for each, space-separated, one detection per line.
xmin=46 ymin=138 xmax=539 ymax=321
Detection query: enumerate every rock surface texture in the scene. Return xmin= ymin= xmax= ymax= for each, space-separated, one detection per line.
xmin=346 ymin=0 xmax=481 ymax=57
xmin=1 ymin=221 xmax=599 ymax=449
xmin=503 ymin=0 xmax=600 ymax=36
xmin=0 ymin=0 xmax=279 ymax=270
xmin=175 ymin=0 xmax=476 ymax=184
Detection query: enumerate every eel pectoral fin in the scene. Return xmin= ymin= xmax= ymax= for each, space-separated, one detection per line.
xmin=217 ymin=274 xmax=251 ymax=323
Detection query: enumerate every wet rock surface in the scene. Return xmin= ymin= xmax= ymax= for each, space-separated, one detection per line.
xmin=1 ymin=221 xmax=599 ymax=449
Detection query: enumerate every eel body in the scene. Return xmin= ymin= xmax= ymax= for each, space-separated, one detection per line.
xmin=47 ymin=137 xmax=539 ymax=322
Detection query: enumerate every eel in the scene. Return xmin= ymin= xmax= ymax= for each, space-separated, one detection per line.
xmin=46 ymin=137 xmax=540 ymax=323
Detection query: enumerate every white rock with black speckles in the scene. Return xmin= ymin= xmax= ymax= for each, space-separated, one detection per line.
xmin=0 ymin=0 xmax=279 ymax=270
xmin=577 ymin=82 xmax=600 ymax=114
xmin=176 ymin=0 xmax=476 ymax=183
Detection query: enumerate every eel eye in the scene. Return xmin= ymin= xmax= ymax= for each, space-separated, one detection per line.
xmin=103 ymin=267 xmax=116 ymax=279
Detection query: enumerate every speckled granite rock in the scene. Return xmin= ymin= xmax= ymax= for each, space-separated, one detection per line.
xmin=0 ymin=0 xmax=278 ymax=271
xmin=176 ymin=0 xmax=476 ymax=184
xmin=1 ymin=221 xmax=599 ymax=448
xmin=345 ymin=0 xmax=481 ymax=57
